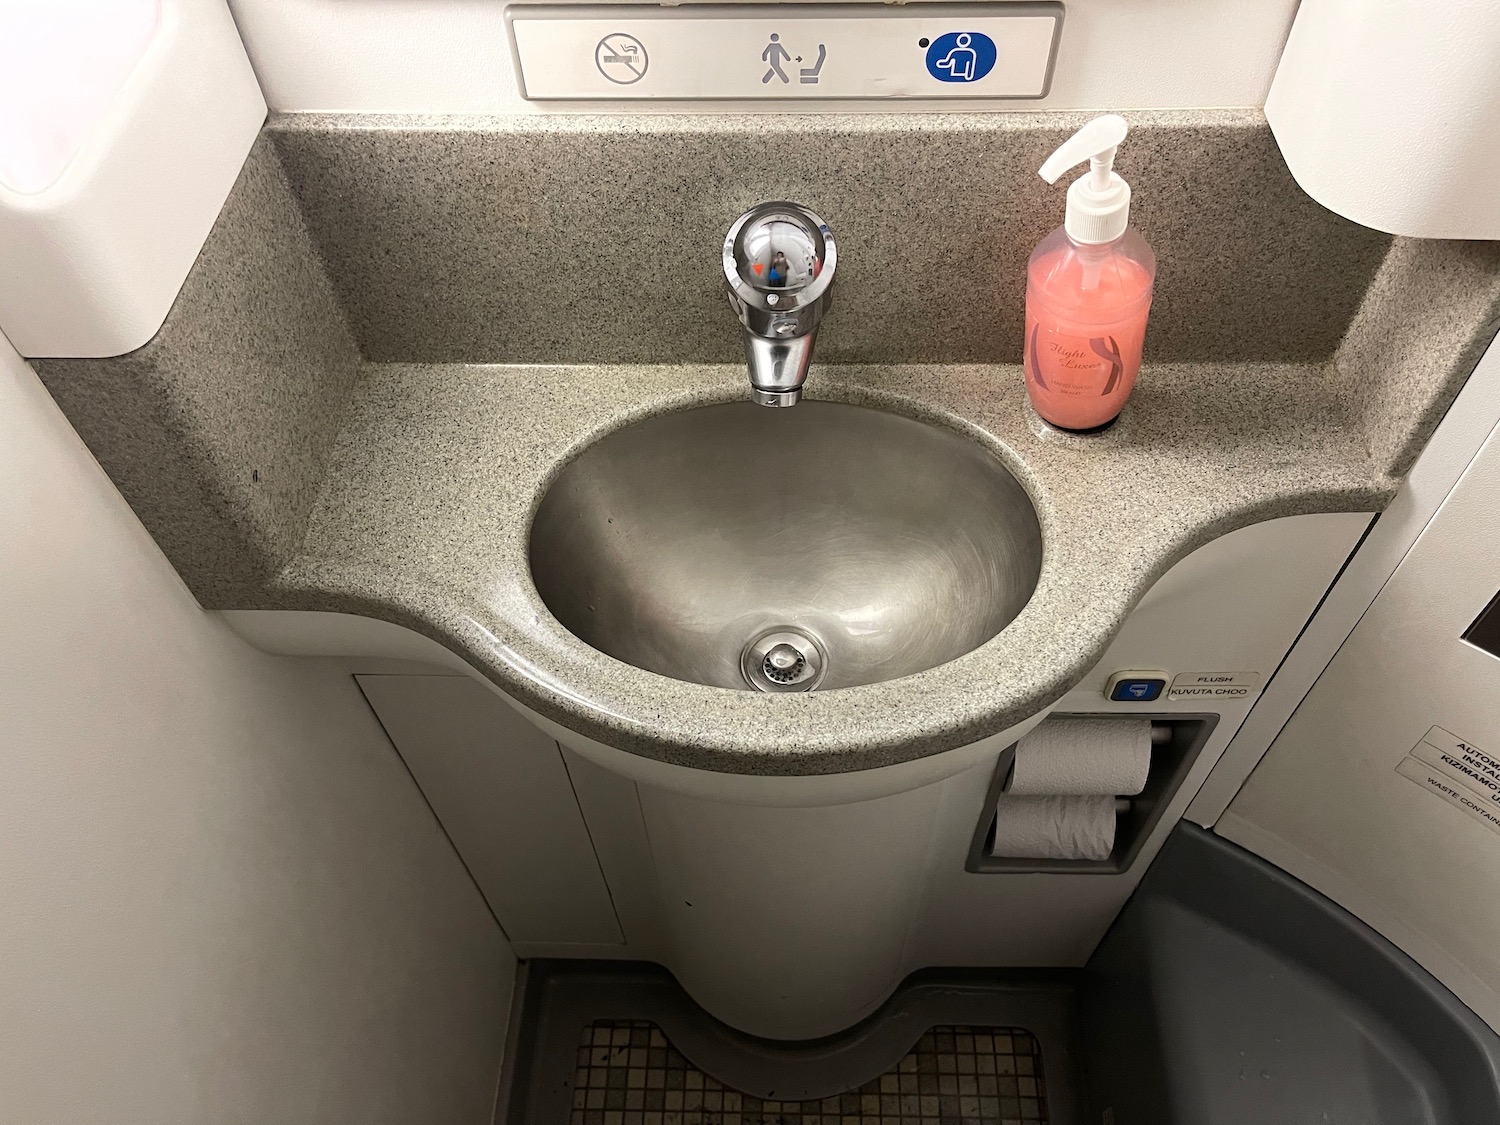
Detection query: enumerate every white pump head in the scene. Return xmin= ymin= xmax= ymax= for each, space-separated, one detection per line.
xmin=1039 ymin=114 xmax=1132 ymax=245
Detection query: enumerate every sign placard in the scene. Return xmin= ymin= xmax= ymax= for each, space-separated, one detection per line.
xmin=507 ymin=4 xmax=1063 ymax=101
xmin=1167 ymin=672 xmax=1262 ymax=701
xmin=1397 ymin=726 xmax=1500 ymax=836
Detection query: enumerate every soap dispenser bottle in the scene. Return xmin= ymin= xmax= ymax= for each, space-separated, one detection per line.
xmin=1024 ymin=115 xmax=1156 ymax=432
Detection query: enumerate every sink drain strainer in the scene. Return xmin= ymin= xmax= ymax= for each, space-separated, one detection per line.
xmin=741 ymin=628 xmax=827 ymax=693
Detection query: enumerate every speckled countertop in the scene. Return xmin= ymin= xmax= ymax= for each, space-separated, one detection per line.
xmin=43 ymin=119 xmax=1495 ymax=775
xmin=267 ymin=360 xmax=1389 ymax=774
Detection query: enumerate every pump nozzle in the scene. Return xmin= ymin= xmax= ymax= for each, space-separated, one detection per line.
xmin=1039 ymin=114 xmax=1133 ymax=244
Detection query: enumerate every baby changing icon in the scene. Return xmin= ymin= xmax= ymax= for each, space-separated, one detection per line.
xmin=925 ymin=31 xmax=997 ymax=83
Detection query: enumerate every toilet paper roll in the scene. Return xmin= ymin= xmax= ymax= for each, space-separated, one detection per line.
xmin=1008 ymin=718 xmax=1152 ymax=797
xmin=989 ymin=794 xmax=1116 ymax=861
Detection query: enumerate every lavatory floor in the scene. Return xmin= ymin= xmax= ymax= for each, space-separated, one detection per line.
xmin=498 ymin=962 xmax=1080 ymax=1125
xmin=569 ymin=1019 xmax=1048 ymax=1125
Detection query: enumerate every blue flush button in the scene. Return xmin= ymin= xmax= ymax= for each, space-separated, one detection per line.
xmin=1106 ymin=672 xmax=1168 ymax=702
xmin=925 ymin=32 xmax=998 ymax=84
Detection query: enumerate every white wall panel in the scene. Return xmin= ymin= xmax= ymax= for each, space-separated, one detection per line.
xmin=0 ymin=333 xmax=514 ymax=1125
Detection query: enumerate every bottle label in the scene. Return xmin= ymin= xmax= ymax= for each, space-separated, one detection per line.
xmin=1024 ymin=313 xmax=1146 ymax=429
xmin=1027 ymin=326 xmax=1133 ymax=395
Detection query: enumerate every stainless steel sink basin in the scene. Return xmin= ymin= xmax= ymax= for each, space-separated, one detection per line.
xmin=529 ymin=402 xmax=1042 ymax=692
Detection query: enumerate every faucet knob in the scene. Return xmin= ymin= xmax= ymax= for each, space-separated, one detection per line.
xmin=724 ymin=202 xmax=837 ymax=407
xmin=725 ymin=201 xmax=835 ymax=303
xmin=729 ymin=204 xmax=830 ymax=291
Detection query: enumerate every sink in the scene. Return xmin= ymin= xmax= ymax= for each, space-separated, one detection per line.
xmin=529 ymin=401 xmax=1042 ymax=692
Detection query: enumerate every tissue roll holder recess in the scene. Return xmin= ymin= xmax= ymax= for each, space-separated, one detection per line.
xmin=967 ymin=715 xmax=1219 ymax=874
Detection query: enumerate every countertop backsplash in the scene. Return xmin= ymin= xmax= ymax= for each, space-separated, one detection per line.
xmin=269 ymin=110 xmax=1390 ymax=367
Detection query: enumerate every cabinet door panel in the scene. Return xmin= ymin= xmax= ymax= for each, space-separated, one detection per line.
xmin=357 ymin=674 xmax=623 ymax=946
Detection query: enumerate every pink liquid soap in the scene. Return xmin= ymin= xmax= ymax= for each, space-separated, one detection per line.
xmin=1023 ymin=114 xmax=1157 ymax=432
xmin=1025 ymin=226 xmax=1155 ymax=431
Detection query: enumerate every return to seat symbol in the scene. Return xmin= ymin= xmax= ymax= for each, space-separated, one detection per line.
xmin=761 ymin=33 xmax=827 ymax=85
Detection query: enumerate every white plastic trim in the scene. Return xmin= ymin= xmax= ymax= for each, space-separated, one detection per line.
xmin=1266 ymin=0 xmax=1500 ymax=239
xmin=0 ymin=1 xmax=163 ymax=194
xmin=0 ymin=0 xmax=266 ymax=358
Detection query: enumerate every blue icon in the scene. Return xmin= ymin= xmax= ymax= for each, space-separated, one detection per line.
xmin=1110 ymin=678 xmax=1165 ymax=703
xmin=925 ymin=31 xmax=997 ymax=84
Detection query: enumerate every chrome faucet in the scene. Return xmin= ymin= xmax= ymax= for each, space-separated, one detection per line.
xmin=723 ymin=202 xmax=837 ymax=407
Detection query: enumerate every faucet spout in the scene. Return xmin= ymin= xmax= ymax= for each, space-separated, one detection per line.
xmin=744 ymin=332 xmax=818 ymax=407
xmin=722 ymin=202 xmax=837 ymax=408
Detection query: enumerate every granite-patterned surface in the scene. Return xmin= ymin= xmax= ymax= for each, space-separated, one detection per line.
xmin=1334 ymin=238 xmax=1500 ymax=477
xmin=263 ymin=360 xmax=1387 ymax=774
xmin=268 ymin=111 xmax=1391 ymax=366
xmin=31 ymin=112 xmax=1500 ymax=773
xmin=34 ymin=137 xmax=361 ymax=602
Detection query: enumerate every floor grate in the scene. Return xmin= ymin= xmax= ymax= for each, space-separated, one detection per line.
xmin=567 ymin=1020 xmax=1048 ymax=1125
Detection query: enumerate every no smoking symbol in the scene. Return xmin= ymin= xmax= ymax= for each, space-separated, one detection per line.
xmin=596 ymin=33 xmax=648 ymax=84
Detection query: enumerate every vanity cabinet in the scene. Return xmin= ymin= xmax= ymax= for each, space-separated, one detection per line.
xmin=356 ymin=674 xmax=623 ymax=947
xmin=226 ymin=511 xmax=1376 ymax=1039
